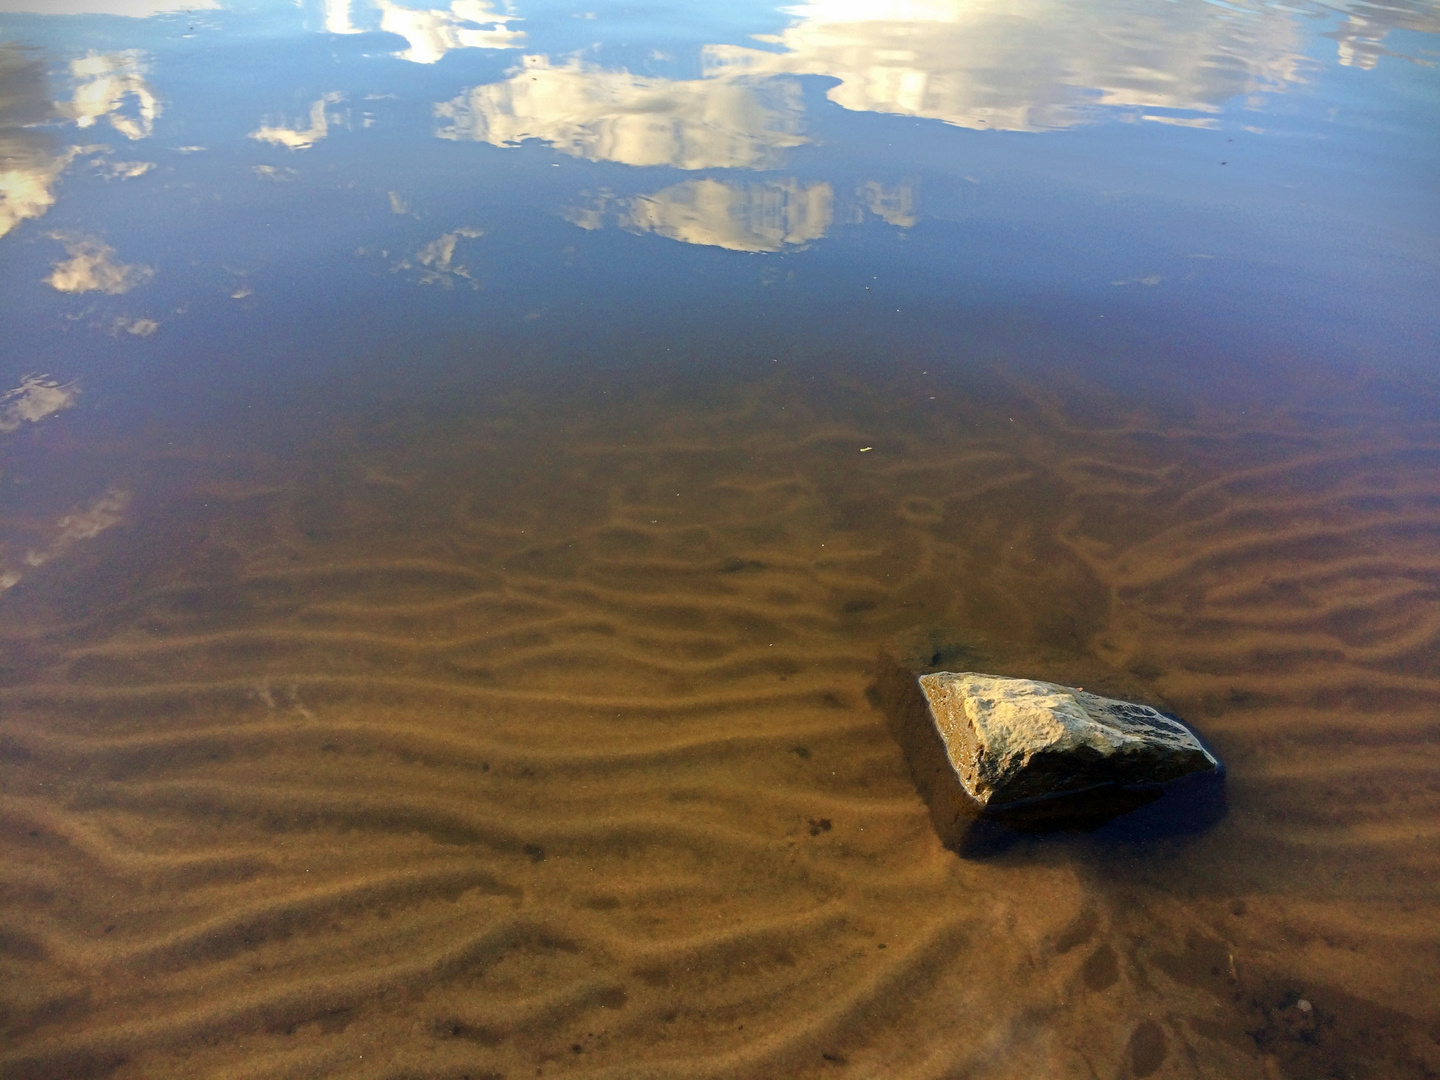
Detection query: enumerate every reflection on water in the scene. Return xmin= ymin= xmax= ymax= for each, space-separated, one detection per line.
xmin=622 ymin=177 xmax=832 ymax=252
xmin=568 ymin=177 xmax=835 ymax=252
xmin=0 ymin=372 xmax=108 ymax=592
xmin=704 ymin=0 xmax=1312 ymax=131
xmin=0 ymin=45 xmax=157 ymax=240
xmin=44 ymin=233 xmax=153 ymax=294
xmin=64 ymin=51 xmax=158 ymax=139
xmin=567 ymin=178 xmax=919 ymax=250
xmin=0 ymin=0 xmax=217 ymax=13
xmin=320 ymin=0 xmax=525 ymax=59
xmin=2 ymin=0 xmax=1440 ymax=1075
xmin=859 ymin=181 xmax=917 ymax=228
xmin=0 ymin=44 xmax=61 ymax=239
xmin=437 ymin=56 xmax=807 ymax=170
xmin=250 ymin=92 xmax=344 ymax=151
xmin=1327 ymin=0 xmax=1440 ymax=66
xmin=393 ymin=224 xmax=484 ymax=285
xmin=375 ymin=0 xmax=524 ymax=64
xmin=0 ymin=373 xmax=79 ymax=433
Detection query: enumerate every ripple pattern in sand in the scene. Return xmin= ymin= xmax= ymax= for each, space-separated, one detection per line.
xmin=3 ymin=376 xmax=1439 ymax=1079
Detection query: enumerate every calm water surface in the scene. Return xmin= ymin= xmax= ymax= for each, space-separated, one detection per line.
xmin=2 ymin=0 xmax=1439 ymax=1077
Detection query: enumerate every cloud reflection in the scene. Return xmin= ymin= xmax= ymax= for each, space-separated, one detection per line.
xmin=0 ymin=0 xmax=215 ymax=12
xmin=111 ymin=315 xmax=159 ymax=336
xmin=95 ymin=157 xmax=154 ymax=179
xmin=615 ymin=178 xmax=833 ymax=252
xmin=0 ymin=374 xmax=128 ymax=593
xmin=377 ymin=0 xmax=525 ymax=63
xmin=703 ymin=0 xmax=1308 ymax=132
xmin=1327 ymin=0 xmax=1440 ymax=68
xmin=0 ymin=372 xmax=92 ymax=593
xmin=0 ymin=138 xmax=71 ymax=240
xmin=64 ymin=51 xmax=160 ymax=139
xmin=860 ymin=180 xmax=916 ymax=227
xmin=393 ymin=226 xmax=484 ymax=285
xmin=323 ymin=0 xmax=363 ymax=34
xmin=0 ymin=45 xmax=66 ymax=240
xmin=1 ymin=485 xmax=130 ymax=592
xmin=0 ymin=374 xmax=80 ymax=433
xmin=251 ymin=93 xmax=344 ymax=150
xmin=436 ymin=55 xmax=805 ymax=169
xmin=46 ymin=233 xmax=154 ymax=294
xmin=36 ymin=487 xmax=129 ymax=559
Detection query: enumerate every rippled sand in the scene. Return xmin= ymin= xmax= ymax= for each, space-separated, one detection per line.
xmin=3 ymin=361 xmax=1439 ymax=1079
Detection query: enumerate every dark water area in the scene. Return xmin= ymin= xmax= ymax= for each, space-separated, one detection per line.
xmin=2 ymin=0 xmax=1440 ymax=1077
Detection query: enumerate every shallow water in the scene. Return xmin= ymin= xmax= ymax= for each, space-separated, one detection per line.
xmin=2 ymin=1 xmax=1440 ymax=1077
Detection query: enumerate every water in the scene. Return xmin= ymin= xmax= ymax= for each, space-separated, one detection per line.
xmin=1 ymin=1 xmax=1438 ymax=1077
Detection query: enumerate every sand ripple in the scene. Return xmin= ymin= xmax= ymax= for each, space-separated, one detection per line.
xmin=3 ymin=372 xmax=1439 ymax=1078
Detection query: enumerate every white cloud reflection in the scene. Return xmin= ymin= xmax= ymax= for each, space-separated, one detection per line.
xmin=64 ymin=51 xmax=160 ymax=139
xmin=2 ymin=145 xmax=151 ymax=242
xmin=1327 ymin=0 xmax=1440 ymax=68
xmin=323 ymin=0 xmax=363 ymax=34
xmin=96 ymin=157 xmax=154 ymax=179
xmin=436 ymin=55 xmax=805 ymax=169
xmin=111 ymin=315 xmax=159 ymax=336
xmin=46 ymin=233 xmax=154 ymax=294
xmin=615 ymin=178 xmax=834 ymax=252
xmin=1 ymin=485 xmax=131 ymax=592
xmin=377 ymin=0 xmax=525 ymax=63
xmin=393 ymin=226 xmax=484 ymax=285
xmin=2 ymin=46 xmax=159 ymax=243
xmin=1 ymin=45 xmax=65 ymax=240
xmin=38 ymin=487 xmax=129 ymax=558
xmin=1 ymin=140 xmax=72 ymax=241
xmin=250 ymin=92 xmax=344 ymax=150
xmin=860 ymin=180 xmax=916 ymax=227
xmin=702 ymin=0 xmax=1309 ymax=132
xmin=0 ymin=0 xmax=215 ymax=12
xmin=567 ymin=175 xmax=921 ymax=250
xmin=0 ymin=374 xmax=79 ymax=433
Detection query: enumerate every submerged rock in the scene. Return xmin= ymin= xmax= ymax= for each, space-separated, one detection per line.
xmin=871 ymin=656 xmax=1224 ymax=851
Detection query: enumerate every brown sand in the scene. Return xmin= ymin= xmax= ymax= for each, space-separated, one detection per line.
xmin=2 ymin=363 xmax=1439 ymax=1079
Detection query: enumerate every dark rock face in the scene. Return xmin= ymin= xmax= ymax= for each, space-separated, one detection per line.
xmin=871 ymin=655 xmax=1224 ymax=853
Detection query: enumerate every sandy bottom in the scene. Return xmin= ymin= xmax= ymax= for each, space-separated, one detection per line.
xmin=2 ymin=359 xmax=1439 ymax=1079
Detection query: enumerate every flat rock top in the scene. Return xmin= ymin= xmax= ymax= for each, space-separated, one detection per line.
xmin=918 ymin=671 xmax=1219 ymax=807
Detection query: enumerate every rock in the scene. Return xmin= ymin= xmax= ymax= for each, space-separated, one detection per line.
xmin=870 ymin=655 xmax=1224 ymax=852
xmin=919 ymin=671 xmax=1220 ymax=807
